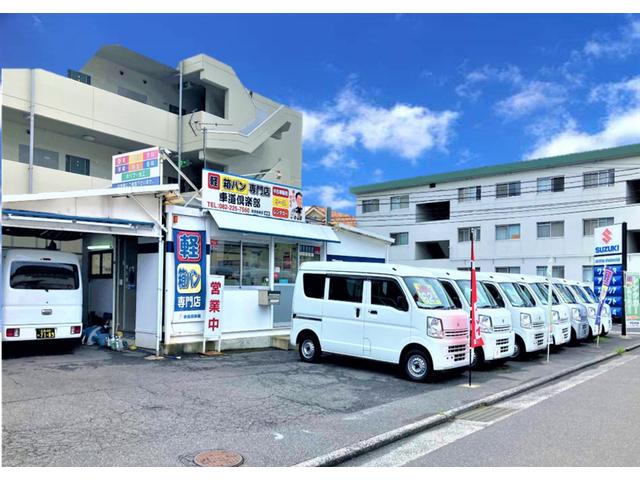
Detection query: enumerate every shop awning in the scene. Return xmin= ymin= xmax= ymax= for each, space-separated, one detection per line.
xmin=208 ymin=210 xmax=340 ymax=243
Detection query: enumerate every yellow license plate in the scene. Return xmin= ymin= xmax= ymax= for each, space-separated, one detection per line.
xmin=36 ymin=328 xmax=56 ymax=339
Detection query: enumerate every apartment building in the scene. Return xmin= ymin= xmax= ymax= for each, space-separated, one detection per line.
xmin=351 ymin=144 xmax=640 ymax=282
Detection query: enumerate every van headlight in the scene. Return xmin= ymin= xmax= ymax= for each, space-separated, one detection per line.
xmin=520 ymin=312 xmax=532 ymax=328
xmin=587 ymin=306 xmax=595 ymax=319
xmin=427 ymin=317 xmax=444 ymax=338
xmin=479 ymin=315 xmax=493 ymax=333
xmin=571 ymin=307 xmax=581 ymax=321
xmin=552 ymin=310 xmax=560 ymax=324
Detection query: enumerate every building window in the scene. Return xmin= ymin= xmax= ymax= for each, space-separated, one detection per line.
xmin=210 ymin=241 xmax=241 ymax=286
xmin=362 ymin=199 xmax=380 ymax=213
xmin=583 ymin=217 xmax=614 ymax=236
xmin=89 ymin=251 xmax=113 ymax=279
xmin=584 ymin=169 xmax=615 ymax=188
xmin=536 ymin=266 xmax=547 ymax=277
xmin=582 ymin=266 xmax=594 ymax=283
xmin=390 ymin=232 xmax=409 ymax=246
xmin=537 ymin=176 xmax=565 ymax=193
xmin=67 ymin=69 xmax=91 ymax=85
xmin=390 ymin=195 xmax=409 ymax=210
xmin=18 ymin=145 xmax=60 ymax=170
xmin=496 ymin=266 xmax=521 ymax=274
xmin=416 ymin=201 xmax=450 ymax=221
xmin=458 ymin=186 xmax=481 ymax=202
xmin=274 ymin=242 xmax=298 ymax=284
xmin=242 ymin=242 xmax=270 ymax=286
xmin=457 ymin=267 xmax=481 ymax=272
xmin=496 ymin=224 xmax=521 ymax=240
xmin=535 ymin=265 xmax=564 ymax=277
xmin=537 ymin=221 xmax=564 ymax=238
xmin=299 ymin=244 xmax=322 ymax=265
xmin=65 ymin=154 xmax=90 ymax=176
xmin=496 ymin=181 xmax=521 ymax=198
xmin=415 ymin=240 xmax=450 ymax=260
xmin=458 ymin=227 xmax=481 ymax=242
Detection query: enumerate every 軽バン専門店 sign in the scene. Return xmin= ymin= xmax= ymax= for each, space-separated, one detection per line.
xmin=201 ymin=170 xmax=304 ymax=222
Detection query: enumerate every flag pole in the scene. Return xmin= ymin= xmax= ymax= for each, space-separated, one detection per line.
xmin=468 ymin=231 xmax=473 ymax=387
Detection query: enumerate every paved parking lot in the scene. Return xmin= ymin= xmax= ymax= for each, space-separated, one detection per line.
xmin=3 ymin=329 xmax=639 ymax=467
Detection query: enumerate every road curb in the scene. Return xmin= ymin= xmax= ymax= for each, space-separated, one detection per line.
xmin=294 ymin=340 xmax=640 ymax=467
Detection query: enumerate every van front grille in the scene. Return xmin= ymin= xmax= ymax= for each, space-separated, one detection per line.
xmin=494 ymin=324 xmax=511 ymax=332
xmin=495 ymin=338 xmax=510 ymax=346
xmin=534 ymin=332 xmax=545 ymax=346
xmin=445 ymin=329 xmax=468 ymax=338
xmin=453 ymin=353 xmax=466 ymax=362
xmin=448 ymin=344 xmax=467 ymax=354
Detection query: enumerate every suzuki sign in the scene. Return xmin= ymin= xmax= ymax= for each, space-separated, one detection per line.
xmin=593 ymin=225 xmax=622 ymax=256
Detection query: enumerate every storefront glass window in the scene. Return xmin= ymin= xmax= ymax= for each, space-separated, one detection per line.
xmin=299 ymin=244 xmax=321 ymax=265
xmin=274 ymin=243 xmax=298 ymax=284
xmin=242 ymin=243 xmax=269 ymax=286
xmin=210 ymin=241 xmax=241 ymax=286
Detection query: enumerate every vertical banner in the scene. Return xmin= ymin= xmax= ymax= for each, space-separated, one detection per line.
xmin=624 ymin=272 xmax=640 ymax=333
xmin=595 ymin=267 xmax=613 ymax=330
xmin=174 ymin=230 xmax=206 ymax=314
xmin=205 ymin=275 xmax=225 ymax=342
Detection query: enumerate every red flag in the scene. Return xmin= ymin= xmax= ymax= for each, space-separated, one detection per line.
xmin=470 ymin=234 xmax=484 ymax=348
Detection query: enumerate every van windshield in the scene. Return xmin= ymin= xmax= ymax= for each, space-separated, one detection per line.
xmin=454 ymin=280 xmax=497 ymax=308
xmin=404 ymin=277 xmax=453 ymax=309
xmin=570 ymin=285 xmax=591 ymax=303
xmin=583 ymin=286 xmax=598 ymax=302
xmin=555 ymin=284 xmax=577 ymax=303
xmin=498 ymin=282 xmax=532 ymax=307
xmin=10 ymin=262 xmax=79 ymax=290
xmin=532 ymin=283 xmax=560 ymax=305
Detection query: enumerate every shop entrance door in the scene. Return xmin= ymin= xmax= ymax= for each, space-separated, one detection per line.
xmin=115 ymin=236 xmax=138 ymax=335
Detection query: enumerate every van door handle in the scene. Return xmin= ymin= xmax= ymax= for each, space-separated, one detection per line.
xmin=356 ymin=307 xmax=360 ymax=318
xmin=369 ymin=309 xmax=378 ymax=315
xmin=41 ymin=309 xmax=52 ymax=316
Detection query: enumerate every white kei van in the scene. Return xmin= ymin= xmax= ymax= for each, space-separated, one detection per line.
xmin=551 ymin=278 xmax=591 ymax=341
xmin=290 ymin=262 xmax=470 ymax=382
xmin=430 ymin=268 xmax=515 ymax=366
xmin=511 ymin=274 xmax=572 ymax=347
xmin=2 ymin=249 xmax=83 ymax=344
xmin=476 ymin=272 xmax=547 ymax=359
xmin=567 ymin=280 xmax=612 ymax=337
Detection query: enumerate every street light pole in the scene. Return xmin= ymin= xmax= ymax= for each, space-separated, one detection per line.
xmin=546 ymin=257 xmax=553 ymax=364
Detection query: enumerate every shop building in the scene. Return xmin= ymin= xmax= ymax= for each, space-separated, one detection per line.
xmin=351 ymin=144 xmax=640 ymax=281
xmin=1 ymin=45 xmax=346 ymax=353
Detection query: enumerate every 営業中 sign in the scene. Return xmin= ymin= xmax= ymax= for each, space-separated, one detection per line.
xmin=204 ymin=275 xmax=224 ymax=341
xmin=112 ymin=147 xmax=161 ymax=188
xmin=202 ymin=169 xmax=304 ymax=222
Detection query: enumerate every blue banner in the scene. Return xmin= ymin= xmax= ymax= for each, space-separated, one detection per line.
xmin=174 ymin=230 xmax=206 ymax=312
xmin=593 ymin=264 xmax=623 ymax=321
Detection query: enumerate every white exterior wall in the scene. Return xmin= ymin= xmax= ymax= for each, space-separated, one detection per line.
xmin=356 ymin=156 xmax=640 ymax=281
xmin=328 ymin=229 xmax=389 ymax=262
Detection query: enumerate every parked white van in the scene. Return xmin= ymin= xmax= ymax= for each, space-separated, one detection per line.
xmin=511 ymin=274 xmax=572 ymax=347
xmin=430 ymin=268 xmax=514 ymax=366
xmin=551 ymin=278 xmax=591 ymax=341
xmin=476 ymin=272 xmax=547 ymax=359
xmin=2 ymin=249 xmax=83 ymax=345
xmin=567 ymin=280 xmax=612 ymax=337
xmin=290 ymin=262 xmax=470 ymax=382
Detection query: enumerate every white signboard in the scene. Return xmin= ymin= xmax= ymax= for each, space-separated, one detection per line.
xmin=112 ymin=147 xmax=161 ymax=188
xmin=593 ymin=224 xmax=623 ymax=258
xmin=204 ymin=275 xmax=224 ymax=340
xmin=594 ymin=254 xmax=622 ymax=266
xmin=202 ymin=169 xmax=304 ymax=222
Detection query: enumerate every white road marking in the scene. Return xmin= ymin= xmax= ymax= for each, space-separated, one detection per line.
xmin=356 ymin=354 xmax=635 ymax=467
xmin=273 ymin=432 xmax=284 ymax=440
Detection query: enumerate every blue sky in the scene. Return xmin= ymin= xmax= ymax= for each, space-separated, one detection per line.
xmin=2 ymin=13 xmax=640 ymax=211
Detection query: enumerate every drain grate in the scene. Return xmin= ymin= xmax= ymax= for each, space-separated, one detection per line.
xmin=458 ymin=405 xmax=515 ymax=423
xmin=192 ymin=450 xmax=244 ymax=467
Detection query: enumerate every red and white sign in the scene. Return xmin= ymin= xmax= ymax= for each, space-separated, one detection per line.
xmin=204 ymin=275 xmax=224 ymax=340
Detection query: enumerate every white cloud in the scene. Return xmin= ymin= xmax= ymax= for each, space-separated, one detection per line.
xmin=524 ymin=108 xmax=640 ymax=159
xmin=455 ymin=64 xmax=523 ymax=101
xmin=589 ymin=76 xmax=640 ymax=111
xmin=304 ymin=185 xmax=355 ymax=210
xmin=319 ymin=150 xmax=358 ymax=169
xmin=300 ymin=84 xmax=458 ymax=167
xmin=495 ymin=81 xmax=566 ymax=119
xmin=583 ymin=17 xmax=640 ymax=59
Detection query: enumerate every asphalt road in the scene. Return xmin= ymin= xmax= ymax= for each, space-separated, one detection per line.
xmin=2 ymin=329 xmax=639 ymax=467
xmin=344 ymin=349 xmax=640 ymax=467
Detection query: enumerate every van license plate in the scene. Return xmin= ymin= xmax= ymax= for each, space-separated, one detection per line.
xmin=36 ymin=328 xmax=56 ymax=339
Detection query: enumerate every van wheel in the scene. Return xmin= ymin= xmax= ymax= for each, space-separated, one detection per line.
xmin=402 ymin=349 xmax=432 ymax=382
xmin=298 ymin=334 xmax=321 ymax=363
xmin=511 ymin=337 xmax=526 ymax=360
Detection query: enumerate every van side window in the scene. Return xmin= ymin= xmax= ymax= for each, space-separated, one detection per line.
xmin=440 ymin=280 xmax=462 ymax=309
xmin=328 ymin=276 xmax=363 ymax=303
xmin=303 ymin=273 xmax=326 ymax=299
xmin=483 ymin=283 xmax=505 ymax=308
xmin=370 ymin=278 xmax=408 ymax=311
